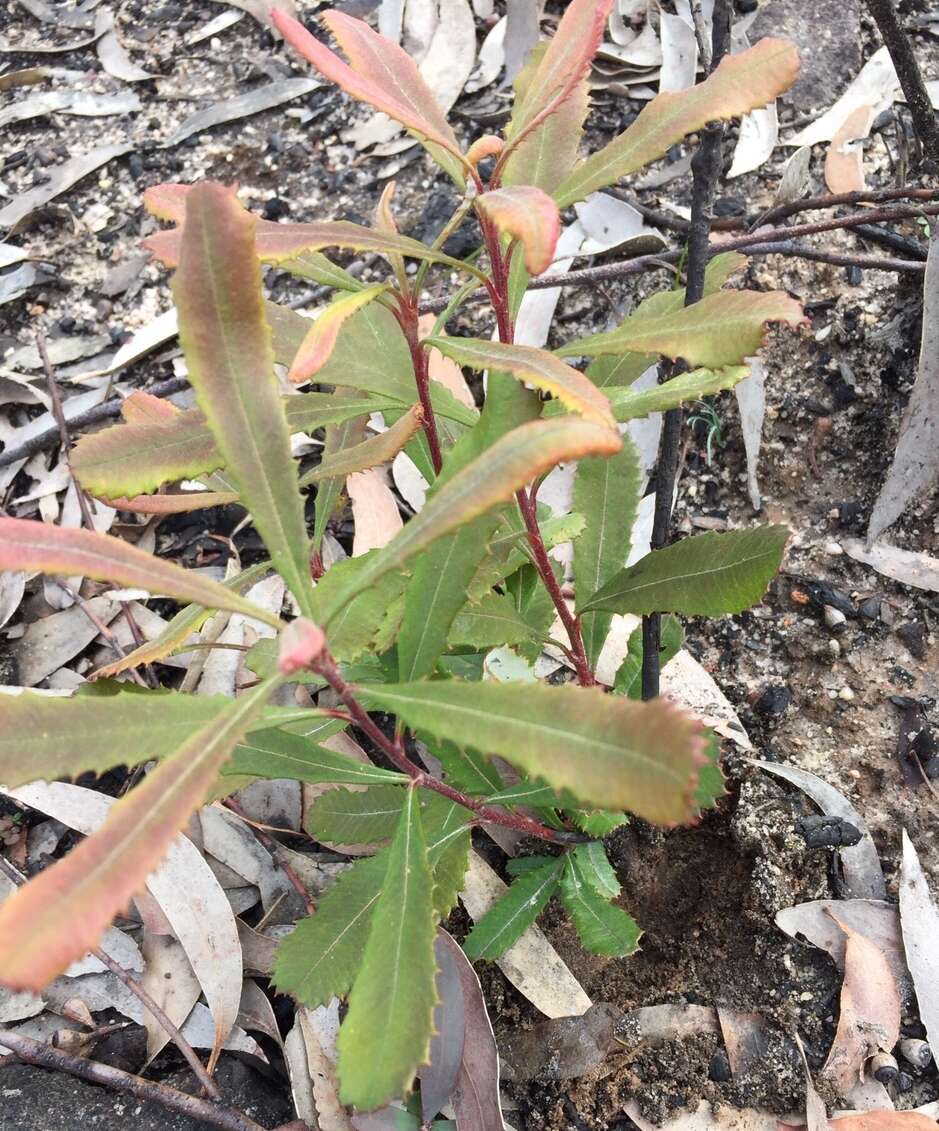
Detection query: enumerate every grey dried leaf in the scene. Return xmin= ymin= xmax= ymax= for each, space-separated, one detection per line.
xmin=899 ymin=831 xmax=939 ymax=1056
xmin=0 ymin=142 xmax=133 ymax=231
xmin=95 ymin=9 xmax=154 ymax=81
xmin=734 ymin=358 xmax=765 ymax=511
xmin=503 ymin=0 xmax=539 ymax=82
xmin=419 ymin=933 xmax=465 ymax=1121
xmin=752 ymin=761 xmax=886 ymax=899
xmin=868 ymin=225 xmax=939 ymax=544
xmin=773 ymin=145 xmax=812 ymax=206
xmin=843 ymin=539 xmax=939 ymax=593
xmin=162 ymin=78 xmax=321 ymax=149
xmin=11 ymin=594 xmax=121 ymax=686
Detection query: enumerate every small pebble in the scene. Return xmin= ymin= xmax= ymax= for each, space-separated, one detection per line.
xmin=828 ymin=638 xmax=841 ymax=657
xmin=838 ymin=686 xmax=855 ymax=702
xmin=824 ymin=606 xmax=847 ymax=629
xmin=824 ymin=541 xmax=843 ymax=556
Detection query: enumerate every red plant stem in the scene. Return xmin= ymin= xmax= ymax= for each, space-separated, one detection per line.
xmin=310 ymin=648 xmax=588 ymax=844
xmin=396 ymin=298 xmax=443 ymax=476
xmin=477 ymin=213 xmax=596 ymax=687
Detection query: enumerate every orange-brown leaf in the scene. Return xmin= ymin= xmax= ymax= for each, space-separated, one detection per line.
xmin=423 ymin=336 xmax=614 ymax=426
xmin=104 ymin=489 xmax=240 ymax=514
xmin=476 ymin=187 xmax=560 ymax=276
xmin=0 ymin=680 xmax=275 ymax=990
xmin=288 ymin=286 xmax=388 ymax=384
xmin=0 ymin=517 xmax=281 ymax=627
xmin=271 ymin=8 xmax=465 ymax=185
xmin=556 ymin=38 xmax=800 ymax=206
xmin=299 ymin=405 xmax=424 ymax=488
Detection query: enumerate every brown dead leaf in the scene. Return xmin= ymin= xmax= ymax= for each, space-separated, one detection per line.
xmin=822 ymin=911 xmax=901 ymax=1094
xmin=347 ymin=468 xmax=403 ymax=555
xmin=825 ymin=105 xmax=876 ymax=194
xmin=718 ymin=1008 xmax=771 ymax=1080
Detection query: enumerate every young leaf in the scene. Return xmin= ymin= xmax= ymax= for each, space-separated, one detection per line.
xmin=317 ymin=418 xmax=622 ymax=622
xmin=476 ymin=187 xmax=560 ymax=276
xmin=0 ymin=517 xmax=282 ymax=628
xmin=307 ymin=784 xmax=406 ymax=846
xmin=225 ymin=727 xmax=409 ymax=787
xmin=359 ymin=680 xmax=707 ymax=825
xmin=172 ymin=182 xmax=314 ymax=617
xmin=298 ymin=406 xmax=423 ymax=489
xmin=337 ymin=788 xmax=438 ymax=1110
xmin=271 ymin=9 xmax=466 ymax=187
xmin=424 ymin=336 xmax=615 ymax=427
xmin=0 ymin=688 xmax=301 ymax=789
xmin=559 ymin=853 xmax=640 ymax=957
xmin=613 ymin=615 xmax=684 ymax=699
xmin=0 ymin=679 xmax=276 ymax=989
xmin=557 ymin=290 xmax=804 ymax=370
xmin=572 ymin=843 xmax=621 ymax=899
xmin=497 ymin=0 xmax=613 ymax=177
xmin=554 ymin=38 xmax=801 ymax=207
xmin=288 ymin=285 xmax=389 ymax=383
xmin=462 ymin=858 xmax=563 ymax=960
xmin=579 ymin=525 xmax=789 ymax=617
xmin=606 ymin=365 xmax=751 ymax=423
xmin=72 ymin=390 xmax=394 ymax=499
xmin=573 ymin=433 xmax=643 ymax=668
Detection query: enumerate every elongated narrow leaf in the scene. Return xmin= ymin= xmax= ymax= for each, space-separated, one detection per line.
xmin=558 ymin=290 xmax=804 ymax=369
xmin=299 ymin=405 xmax=423 ymax=488
xmin=501 ymin=42 xmax=590 ymax=194
xmin=94 ymin=560 xmax=271 ymax=677
xmin=448 ymin=591 xmax=539 ymax=649
xmin=225 ymin=727 xmax=408 ymax=787
xmin=318 ymin=418 xmax=622 ymax=622
xmin=73 ymin=389 xmax=395 ymax=499
xmin=580 ymin=525 xmax=789 ymax=617
xmin=574 ymin=434 xmax=642 ymax=668
xmin=0 ymin=517 xmax=281 ymax=627
xmin=500 ymin=0 xmax=612 ymax=165
xmin=559 ymin=853 xmax=640 ymax=957
xmin=476 ymin=187 xmax=560 ymax=276
xmin=426 ymin=336 xmax=614 ymax=426
xmin=102 ymin=489 xmax=239 ymax=514
xmin=0 ymin=680 xmax=276 ymax=989
xmin=272 ymin=9 xmax=465 ymax=186
xmin=555 ymin=38 xmax=801 ymax=207
xmin=172 ymin=182 xmax=314 ymax=616
xmin=288 ymin=286 xmax=389 ymax=383
xmin=308 ymin=784 xmax=406 ymax=846
xmin=463 ymin=858 xmax=563 ymax=960
xmin=337 ymin=789 xmax=438 ymax=1109
xmin=607 ymin=365 xmax=751 ymax=423
xmin=360 ymin=680 xmax=706 ymax=825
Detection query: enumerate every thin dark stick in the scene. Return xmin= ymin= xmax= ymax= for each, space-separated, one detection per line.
xmin=0 ymin=854 xmax=218 ymax=1099
xmin=642 ymin=0 xmax=730 ymax=702
xmin=754 ymin=185 xmax=939 ymax=227
xmin=0 ymin=1029 xmax=269 ymax=1131
xmin=736 ymin=240 xmax=926 ymax=272
xmin=852 ymin=223 xmax=928 ymax=260
xmin=865 ymin=0 xmax=939 ymax=169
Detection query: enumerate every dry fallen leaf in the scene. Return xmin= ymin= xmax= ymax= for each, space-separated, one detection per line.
xmin=140 ymin=932 xmax=202 ymax=1062
xmin=843 ymin=539 xmax=939 ymax=593
xmin=825 ymin=104 xmax=876 ymax=194
xmin=734 ymin=358 xmax=766 ymax=511
xmin=821 ymin=911 xmax=901 ymax=1094
xmin=348 ymin=468 xmax=403 ymax=555
xmin=0 ymin=143 xmax=133 ymax=231
xmin=787 ymin=46 xmax=898 ymax=148
xmin=460 ymin=852 xmax=592 ymax=1019
xmin=162 ymin=79 xmax=321 ymax=149
xmin=899 ymin=830 xmax=939 ymax=1055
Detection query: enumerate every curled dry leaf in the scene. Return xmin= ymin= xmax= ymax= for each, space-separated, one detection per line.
xmin=753 ymin=762 xmax=886 ymax=899
xmin=460 ymin=852 xmax=592 ymax=1019
xmin=821 ymin=911 xmax=901 ymax=1094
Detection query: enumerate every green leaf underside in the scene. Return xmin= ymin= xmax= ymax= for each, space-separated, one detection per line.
xmin=574 ymin=433 xmax=643 ymax=668
xmin=463 ymin=858 xmax=564 ymax=960
xmin=560 ymin=854 xmax=640 ymax=957
xmin=172 ymin=184 xmax=314 ymax=616
xmin=579 ymin=525 xmax=789 ymax=617
xmin=336 ymin=790 xmax=438 ymax=1109
xmin=224 ymin=727 xmax=409 ymax=787
xmin=614 ymin=615 xmax=684 ymax=700
xmin=308 ymin=784 xmax=406 ymax=845
xmin=359 ymin=680 xmax=705 ymax=826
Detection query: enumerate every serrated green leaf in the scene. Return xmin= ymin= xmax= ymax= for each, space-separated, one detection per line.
xmin=613 ymin=615 xmax=684 ymax=700
xmin=224 ymin=728 xmax=409 ymax=787
xmin=467 ymin=510 xmax=585 ymax=602
xmin=422 ymin=794 xmax=472 ymax=919
xmin=462 ymin=858 xmax=563 ymax=960
xmin=567 ymin=808 xmax=629 ymax=836
xmin=572 ymin=842 xmax=620 ymax=899
xmin=448 ymin=591 xmax=540 ymax=650
xmin=359 ymin=680 xmax=706 ymax=825
xmin=0 ymin=689 xmax=317 ymax=789
xmin=559 ymin=853 xmax=640 ymax=957
xmin=337 ymin=789 xmax=438 ymax=1109
xmin=308 ymin=784 xmax=406 ymax=846
xmin=574 ymin=433 xmax=643 ymax=668
xmin=580 ymin=526 xmax=789 ymax=617
xmin=172 ymin=183 xmax=314 ymax=616
xmin=421 ymin=735 xmax=504 ymax=796
xmin=506 ymin=855 xmax=557 ymax=877
xmin=310 ymin=555 xmax=409 ymax=662
xmin=693 ymin=730 xmax=726 ymax=816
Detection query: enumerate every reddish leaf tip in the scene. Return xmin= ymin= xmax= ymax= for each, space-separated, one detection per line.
xmin=278 ymin=618 xmax=327 ymax=675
